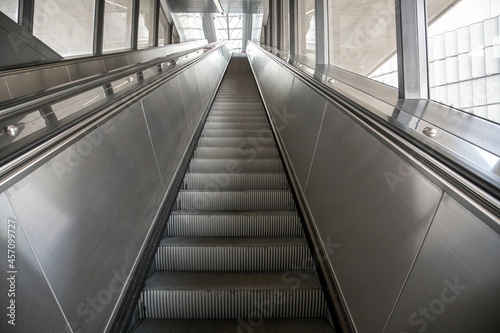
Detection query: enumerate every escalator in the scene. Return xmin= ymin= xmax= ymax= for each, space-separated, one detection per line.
xmin=130 ymin=54 xmax=335 ymax=332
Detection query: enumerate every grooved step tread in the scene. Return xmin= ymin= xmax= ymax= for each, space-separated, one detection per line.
xmin=159 ymin=237 xmax=307 ymax=247
xmin=145 ymin=271 xmax=321 ymax=290
xmin=131 ymin=318 xmax=335 ymax=333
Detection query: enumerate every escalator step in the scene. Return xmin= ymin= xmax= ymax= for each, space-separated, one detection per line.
xmin=207 ymin=115 xmax=268 ymax=123
xmin=131 ymin=318 xmax=335 ymax=333
xmin=176 ymin=190 xmax=295 ymax=211
xmin=189 ymin=158 xmax=283 ymax=173
xmin=166 ymin=211 xmax=303 ymax=237
xmin=204 ymin=122 xmax=270 ymax=130
xmin=194 ymin=147 xmax=278 ymax=159
xmin=154 ymin=237 xmax=313 ymax=271
xmin=197 ymin=137 xmax=276 ymax=148
xmin=183 ymin=173 xmax=288 ymax=190
xmin=140 ymin=271 xmax=327 ymax=319
xmin=201 ymin=129 xmax=273 ymax=138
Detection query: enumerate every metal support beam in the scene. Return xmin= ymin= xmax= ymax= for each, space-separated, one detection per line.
xmin=131 ymin=0 xmax=140 ymax=49
xmin=289 ymin=0 xmax=297 ymax=54
xmin=18 ymin=0 xmax=34 ymax=32
xmin=93 ymin=0 xmax=105 ymax=55
xmin=153 ymin=0 xmax=160 ymax=47
xmin=395 ymin=0 xmax=429 ymax=99
xmin=315 ymin=0 xmax=328 ymax=64
xmin=275 ymin=0 xmax=282 ymax=49
xmin=242 ymin=14 xmax=253 ymax=51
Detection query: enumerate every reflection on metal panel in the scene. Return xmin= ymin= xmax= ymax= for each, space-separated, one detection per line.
xmin=0 ymin=192 xmax=71 ymax=333
xmin=304 ymin=104 xmax=442 ymax=333
xmin=142 ymin=77 xmax=189 ymax=189
xmin=0 ymin=77 xmax=11 ymax=102
xmin=6 ymin=104 xmax=164 ymax=333
xmin=5 ymin=66 xmax=70 ymax=99
xmin=385 ymin=194 xmax=500 ymax=333
xmin=52 ymin=87 xmax=106 ymax=120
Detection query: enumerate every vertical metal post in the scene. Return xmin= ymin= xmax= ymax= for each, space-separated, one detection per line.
xmin=131 ymin=0 xmax=140 ymax=49
xmin=153 ymin=0 xmax=160 ymax=47
xmin=226 ymin=14 xmax=230 ymax=40
xmin=276 ymin=0 xmax=282 ymax=49
xmin=94 ymin=0 xmax=105 ymax=55
xmin=289 ymin=0 xmax=297 ymax=55
xmin=315 ymin=0 xmax=328 ymax=64
xmin=18 ymin=0 xmax=35 ymax=33
xmin=395 ymin=0 xmax=429 ymax=99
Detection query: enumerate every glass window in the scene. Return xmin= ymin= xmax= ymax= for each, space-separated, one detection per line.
xmin=138 ymin=0 xmax=155 ymax=49
xmin=215 ymin=13 xmax=243 ymax=51
xmin=0 ymin=0 xmax=18 ymax=22
xmin=297 ymin=0 xmax=315 ymax=58
xmin=328 ymin=0 xmax=398 ymax=87
xmin=252 ymin=13 xmax=263 ymax=42
xmin=282 ymin=0 xmax=290 ymax=50
xmin=158 ymin=9 xmax=170 ymax=46
xmin=171 ymin=13 xmax=205 ymax=42
xmin=33 ymin=0 xmax=95 ymax=57
xmin=427 ymin=0 xmax=500 ymax=124
xmin=103 ymin=0 xmax=133 ymax=52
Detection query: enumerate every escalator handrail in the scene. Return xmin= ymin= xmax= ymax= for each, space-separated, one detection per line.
xmin=0 ymin=41 xmax=228 ymax=188
xmin=0 ymin=42 xmax=222 ymax=122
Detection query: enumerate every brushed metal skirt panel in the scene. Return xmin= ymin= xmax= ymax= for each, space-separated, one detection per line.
xmin=6 ymin=103 xmax=164 ymax=333
xmin=385 ymin=194 xmax=500 ymax=333
xmin=0 ymin=192 xmax=72 ymax=333
xmin=305 ymin=104 xmax=443 ymax=333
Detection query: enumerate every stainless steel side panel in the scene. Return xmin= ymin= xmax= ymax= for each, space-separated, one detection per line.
xmin=103 ymin=56 xmax=130 ymax=72
xmin=142 ymin=77 xmax=190 ymax=189
xmin=275 ymin=77 xmax=327 ymax=190
xmin=67 ymin=59 xmax=107 ymax=82
xmin=384 ymin=194 xmax=500 ymax=333
xmin=178 ymin=67 xmax=203 ymax=132
xmin=304 ymin=104 xmax=443 ymax=333
xmin=6 ymin=103 xmax=164 ymax=333
xmin=0 ymin=77 xmax=11 ymax=101
xmin=5 ymin=66 xmax=71 ymax=98
xmin=0 ymin=192 xmax=71 ymax=333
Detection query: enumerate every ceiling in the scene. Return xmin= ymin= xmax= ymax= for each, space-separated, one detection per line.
xmin=166 ymin=0 xmax=265 ymax=13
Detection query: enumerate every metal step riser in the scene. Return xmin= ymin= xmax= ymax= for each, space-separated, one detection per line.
xmin=201 ymin=129 xmax=273 ymax=138
xmin=209 ymin=111 xmax=265 ymax=117
xmin=140 ymin=289 xmax=327 ymax=319
xmin=194 ymin=147 xmax=279 ymax=159
xmin=166 ymin=214 xmax=303 ymax=237
xmin=204 ymin=123 xmax=269 ymax=130
xmin=183 ymin=174 xmax=288 ymax=190
xmin=207 ymin=116 xmax=268 ymax=123
xmin=155 ymin=246 xmax=314 ymax=271
xmin=189 ymin=159 xmax=283 ymax=173
xmin=176 ymin=191 xmax=295 ymax=211
xmin=197 ymin=137 xmax=275 ymax=148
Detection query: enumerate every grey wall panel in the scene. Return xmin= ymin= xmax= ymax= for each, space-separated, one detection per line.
xmin=6 ymin=103 xmax=164 ymax=333
xmin=5 ymin=66 xmax=71 ymax=99
xmin=385 ymin=194 xmax=500 ymax=333
xmin=304 ymin=104 xmax=443 ymax=333
xmin=0 ymin=192 xmax=72 ymax=333
xmin=272 ymin=65 xmax=295 ymax=117
xmin=178 ymin=67 xmax=203 ymax=132
xmin=67 ymin=60 xmax=106 ymax=82
xmin=275 ymin=78 xmax=327 ymax=190
xmin=142 ymin=77 xmax=190 ymax=189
